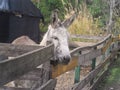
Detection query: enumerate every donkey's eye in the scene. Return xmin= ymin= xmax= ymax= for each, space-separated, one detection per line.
xmin=54 ymin=37 xmax=58 ymax=40
xmin=52 ymin=36 xmax=58 ymax=40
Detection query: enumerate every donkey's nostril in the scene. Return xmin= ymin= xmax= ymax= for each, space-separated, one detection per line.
xmin=62 ymin=56 xmax=71 ymax=65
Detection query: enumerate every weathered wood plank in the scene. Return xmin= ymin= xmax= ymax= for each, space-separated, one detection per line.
xmin=112 ymin=37 xmax=119 ymax=42
xmin=17 ymin=68 xmax=43 ymax=80
xmin=89 ymin=69 xmax=108 ymax=90
xmin=102 ymin=38 xmax=112 ymax=53
xmin=70 ymin=46 xmax=91 ymax=56
xmin=112 ymin=34 xmax=120 ymax=42
xmin=0 ymin=87 xmax=29 ymax=90
xmin=91 ymin=34 xmax=111 ymax=47
xmin=52 ymin=57 xmax=78 ymax=78
xmin=37 ymin=79 xmax=57 ymax=90
xmin=0 ymin=55 xmax=8 ymax=61
xmin=78 ymin=49 xmax=101 ymax=66
xmin=0 ymin=43 xmax=41 ymax=57
xmin=70 ymin=35 xmax=111 ymax=56
xmin=0 ymin=44 xmax=54 ymax=86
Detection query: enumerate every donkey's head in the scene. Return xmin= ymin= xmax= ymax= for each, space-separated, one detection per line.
xmin=47 ymin=10 xmax=75 ymax=65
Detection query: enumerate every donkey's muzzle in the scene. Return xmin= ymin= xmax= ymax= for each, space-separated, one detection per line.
xmin=50 ymin=56 xmax=71 ymax=65
xmin=61 ymin=56 xmax=71 ymax=65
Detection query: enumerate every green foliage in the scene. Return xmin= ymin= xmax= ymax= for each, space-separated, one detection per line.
xmin=88 ymin=0 xmax=102 ymax=17
xmin=87 ymin=0 xmax=108 ymax=28
xmin=32 ymin=0 xmax=65 ymax=32
xmin=62 ymin=0 xmax=81 ymax=13
xmin=31 ymin=0 xmax=111 ymax=35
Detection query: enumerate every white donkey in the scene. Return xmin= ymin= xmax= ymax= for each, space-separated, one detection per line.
xmin=10 ymin=10 xmax=76 ymax=89
xmin=40 ymin=10 xmax=71 ymax=64
xmin=12 ymin=10 xmax=76 ymax=65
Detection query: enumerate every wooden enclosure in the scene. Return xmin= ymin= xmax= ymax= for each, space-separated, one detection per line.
xmin=0 ymin=34 xmax=120 ymax=90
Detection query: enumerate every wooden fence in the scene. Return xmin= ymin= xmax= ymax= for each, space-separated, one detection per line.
xmin=0 ymin=34 xmax=120 ymax=90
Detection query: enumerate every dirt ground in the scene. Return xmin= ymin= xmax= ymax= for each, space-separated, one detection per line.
xmin=55 ymin=67 xmax=91 ymax=90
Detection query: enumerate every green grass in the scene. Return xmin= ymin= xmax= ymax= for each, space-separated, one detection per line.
xmin=106 ymin=59 xmax=120 ymax=85
xmin=96 ymin=56 xmax=120 ymax=90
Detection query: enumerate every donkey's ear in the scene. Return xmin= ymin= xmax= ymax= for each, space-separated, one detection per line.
xmin=51 ymin=9 xmax=59 ymax=28
xmin=62 ymin=13 xmax=76 ymax=28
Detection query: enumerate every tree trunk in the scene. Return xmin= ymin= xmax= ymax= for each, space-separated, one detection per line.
xmin=106 ymin=0 xmax=115 ymax=33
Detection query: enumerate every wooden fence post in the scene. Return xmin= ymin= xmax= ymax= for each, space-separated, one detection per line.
xmin=90 ymin=47 xmax=97 ymax=85
xmin=91 ymin=58 xmax=96 ymax=71
xmin=92 ymin=47 xmax=97 ymax=70
xmin=118 ymin=41 xmax=120 ymax=57
xmin=74 ymin=66 xmax=81 ymax=83
xmin=115 ymin=41 xmax=119 ymax=59
xmin=102 ymin=41 xmax=106 ymax=61
xmin=74 ymin=51 xmax=81 ymax=83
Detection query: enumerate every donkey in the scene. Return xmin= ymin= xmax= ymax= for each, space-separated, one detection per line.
xmin=12 ymin=10 xmax=76 ymax=65
xmin=10 ymin=10 xmax=76 ymax=89
xmin=40 ymin=10 xmax=71 ymax=64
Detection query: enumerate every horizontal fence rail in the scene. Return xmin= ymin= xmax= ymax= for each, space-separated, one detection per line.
xmin=0 ymin=44 xmax=54 ymax=86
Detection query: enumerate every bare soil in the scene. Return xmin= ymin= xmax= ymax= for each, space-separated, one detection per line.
xmin=55 ymin=67 xmax=91 ymax=90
